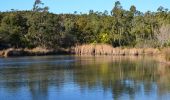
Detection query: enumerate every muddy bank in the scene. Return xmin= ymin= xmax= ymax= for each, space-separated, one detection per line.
xmin=71 ymin=44 xmax=161 ymax=56
xmin=0 ymin=47 xmax=69 ymax=57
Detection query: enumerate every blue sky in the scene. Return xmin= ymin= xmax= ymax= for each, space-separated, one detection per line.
xmin=0 ymin=0 xmax=170 ymax=14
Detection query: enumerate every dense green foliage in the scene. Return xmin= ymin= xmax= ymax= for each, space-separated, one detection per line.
xmin=0 ymin=1 xmax=170 ymax=49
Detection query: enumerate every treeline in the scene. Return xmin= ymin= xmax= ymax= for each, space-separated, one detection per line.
xmin=0 ymin=1 xmax=170 ymax=49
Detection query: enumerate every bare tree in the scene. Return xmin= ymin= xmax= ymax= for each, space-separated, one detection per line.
xmin=156 ymin=24 xmax=170 ymax=47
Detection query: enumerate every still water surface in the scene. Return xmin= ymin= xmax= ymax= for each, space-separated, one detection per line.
xmin=0 ymin=55 xmax=170 ymax=100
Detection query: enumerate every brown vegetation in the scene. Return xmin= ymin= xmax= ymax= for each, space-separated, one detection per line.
xmin=162 ymin=48 xmax=170 ymax=62
xmin=0 ymin=44 xmax=170 ymax=66
xmin=72 ymin=44 xmax=161 ymax=56
xmin=0 ymin=47 xmax=69 ymax=57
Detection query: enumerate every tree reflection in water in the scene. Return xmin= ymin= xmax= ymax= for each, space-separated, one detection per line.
xmin=0 ymin=56 xmax=170 ymax=100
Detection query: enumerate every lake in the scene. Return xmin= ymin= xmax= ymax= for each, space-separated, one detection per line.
xmin=0 ymin=55 xmax=170 ymax=100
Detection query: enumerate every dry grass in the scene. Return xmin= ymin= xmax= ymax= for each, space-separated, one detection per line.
xmin=73 ymin=44 xmax=161 ymax=56
xmin=24 ymin=47 xmax=53 ymax=53
xmin=0 ymin=45 xmax=165 ymax=58
xmin=162 ymin=48 xmax=170 ymax=61
xmin=0 ymin=47 xmax=55 ymax=57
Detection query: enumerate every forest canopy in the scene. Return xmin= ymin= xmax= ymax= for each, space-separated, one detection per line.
xmin=0 ymin=1 xmax=170 ymax=49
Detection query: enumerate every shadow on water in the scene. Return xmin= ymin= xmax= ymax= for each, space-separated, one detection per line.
xmin=0 ymin=55 xmax=170 ymax=100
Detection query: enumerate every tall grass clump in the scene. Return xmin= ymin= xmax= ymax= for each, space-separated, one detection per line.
xmin=162 ymin=48 xmax=170 ymax=61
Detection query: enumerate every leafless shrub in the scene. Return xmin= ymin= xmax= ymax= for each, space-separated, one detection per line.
xmin=156 ymin=24 xmax=170 ymax=47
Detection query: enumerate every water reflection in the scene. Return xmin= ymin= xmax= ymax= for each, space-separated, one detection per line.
xmin=0 ymin=56 xmax=170 ymax=100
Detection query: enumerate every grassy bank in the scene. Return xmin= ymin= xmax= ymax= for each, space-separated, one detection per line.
xmin=0 ymin=47 xmax=69 ymax=57
xmin=72 ymin=44 xmax=161 ymax=56
xmin=72 ymin=44 xmax=170 ymax=64
xmin=1 ymin=44 xmax=170 ymax=65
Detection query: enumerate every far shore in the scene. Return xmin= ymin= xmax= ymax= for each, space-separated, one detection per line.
xmin=0 ymin=47 xmax=70 ymax=58
xmin=0 ymin=44 xmax=170 ymax=65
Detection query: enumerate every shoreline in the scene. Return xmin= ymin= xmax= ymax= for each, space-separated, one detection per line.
xmin=0 ymin=44 xmax=170 ymax=65
xmin=0 ymin=47 xmax=70 ymax=58
xmin=72 ymin=44 xmax=161 ymax=56
xmin=0 ymin=47 xmax=161 ymax=57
